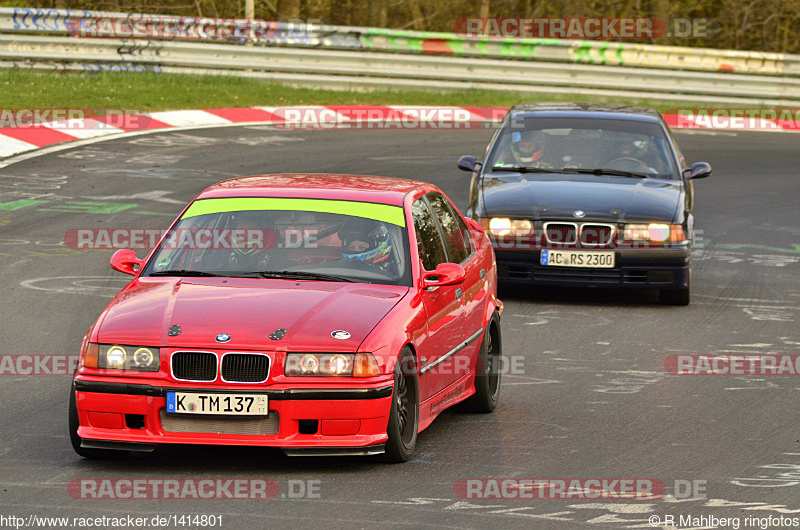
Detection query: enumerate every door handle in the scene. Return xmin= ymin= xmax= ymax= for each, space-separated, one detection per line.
xmin=480 ymin=268 xmax=486 ymax=279
xmin=455 ymin=288 xmax=463 ymax=299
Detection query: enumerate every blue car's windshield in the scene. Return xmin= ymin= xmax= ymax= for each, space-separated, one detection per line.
xmin=488 ymin=117 xmax=679 ymax=179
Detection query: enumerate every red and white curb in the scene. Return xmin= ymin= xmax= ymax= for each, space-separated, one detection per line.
xmin=0 ymin=106 xmax=796 ymax=159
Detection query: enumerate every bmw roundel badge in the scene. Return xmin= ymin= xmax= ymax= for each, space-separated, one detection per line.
xmin=331 ymin=330 xmax=351 ymax=340
xmin=215 ymin=333 xmax=232 ymax=343
xmin=573 ymin=210 xmax=586 ymax=218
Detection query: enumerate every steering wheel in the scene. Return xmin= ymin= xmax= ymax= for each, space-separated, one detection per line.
xmin=604 ymin=157 xmax=651 ymax=173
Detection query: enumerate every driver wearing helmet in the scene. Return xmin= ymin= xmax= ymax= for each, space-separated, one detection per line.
xmin=494 ymin=130 xmax=550 ymax=168
xmin=339 ymin=219 xmax=393 ymax=270
xmin=205 ymin=210 xmax=277 ymax=271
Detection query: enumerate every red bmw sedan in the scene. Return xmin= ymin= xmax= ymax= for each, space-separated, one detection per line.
xmin=70 ymin=174 xmax=502 ymax=462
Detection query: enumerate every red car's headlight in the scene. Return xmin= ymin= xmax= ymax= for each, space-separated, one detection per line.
xmin=80 ymin=343 xmax=160 ymax=372
xmin=285 ymin=353 xmax=380 ymax=377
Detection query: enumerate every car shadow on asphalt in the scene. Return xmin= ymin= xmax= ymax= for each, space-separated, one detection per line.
xmin=64 ymin=410 xmax=494 ymax=472
xmin=497 ymin=284 xmax=661 ymax=306
xmin=68 ymin=444 xmax=395 ymax=471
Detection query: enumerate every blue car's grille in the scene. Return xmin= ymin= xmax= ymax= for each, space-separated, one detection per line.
xmin=545 ymin=223 xmax=577 ymax=244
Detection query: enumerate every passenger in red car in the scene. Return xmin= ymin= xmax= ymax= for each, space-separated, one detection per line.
xmin=217 ymin=210 xmax=277 ymax=270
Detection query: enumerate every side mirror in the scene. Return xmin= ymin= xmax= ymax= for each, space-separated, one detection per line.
xmin=457 ymin=155 xmax=481 ymax=173
xmin=110 ymin=249 xmax=143 ymax=276
xmin=422 ymin=263 xmax=466 ymax=289
xmin=684 ymin=162 xmax=712 ymax=180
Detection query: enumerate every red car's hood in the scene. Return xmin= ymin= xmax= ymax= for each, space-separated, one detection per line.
xmin=96 ymin=277 xmax=409 ymax=351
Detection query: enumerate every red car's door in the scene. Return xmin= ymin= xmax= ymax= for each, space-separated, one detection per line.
xmin=412 ymin=197 xmax=466 ymax=403
xmin=425 ymin=193 xmax=487 ymax=377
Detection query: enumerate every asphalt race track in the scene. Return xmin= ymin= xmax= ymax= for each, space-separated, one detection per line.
xmin=1 ymin=124 xmax=800 ymax=529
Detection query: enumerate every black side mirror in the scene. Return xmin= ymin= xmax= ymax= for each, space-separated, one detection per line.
xmin=458 ymin=155 xmax=481 ymax=173
xmin=684 ymin=162 xmax=712 ymax=180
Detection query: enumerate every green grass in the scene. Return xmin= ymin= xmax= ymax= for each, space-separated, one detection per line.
xmin=0 ymin=69 xmax=731 ymax=113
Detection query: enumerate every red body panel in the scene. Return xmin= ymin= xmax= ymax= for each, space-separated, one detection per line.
xmin=74 ymin=174 xmax=500 ymax=450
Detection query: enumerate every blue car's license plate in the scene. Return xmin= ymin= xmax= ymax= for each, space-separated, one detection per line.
xmin=541 ymin=249 xmax=615 ymax=268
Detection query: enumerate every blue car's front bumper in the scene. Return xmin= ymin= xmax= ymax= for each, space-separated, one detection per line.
xmin=495 ymin=247 xmax=690 ymax=289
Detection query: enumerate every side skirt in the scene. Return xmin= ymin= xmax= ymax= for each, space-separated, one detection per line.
xmin=418 ymin=370 xmax=476 ymax=432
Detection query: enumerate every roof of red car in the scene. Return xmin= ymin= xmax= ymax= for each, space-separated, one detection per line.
xmin=198 ymin=174 xmax=429 ymax=206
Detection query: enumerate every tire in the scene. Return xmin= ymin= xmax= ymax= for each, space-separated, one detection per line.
xmin=456 ymin=317 xmax=501 ymax=413
xmin=660 ymin=269 xmax=691 ymax=306
xmin=69 ymin=383 xmax=128 ymax=459
xmin=660 ymin=287 xmax=690 ymax=306
xmin=383 ymin=348 xmax=419 ymax=463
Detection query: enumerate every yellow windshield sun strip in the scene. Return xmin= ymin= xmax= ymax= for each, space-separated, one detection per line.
xmin=182 ymin=197 xmax=406 ymax=227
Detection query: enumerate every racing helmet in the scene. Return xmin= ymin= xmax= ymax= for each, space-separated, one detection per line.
xmin=231 ymin=210 xmax=272 ymax=256
xmin=511 ymin=130 xmax=545 ymax=163
xmin=340 ymin=219 xmax=392 ymax=265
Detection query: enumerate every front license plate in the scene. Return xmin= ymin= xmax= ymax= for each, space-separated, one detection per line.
xmin=540 ymin=249 xmax=615 ymax=268
xmin=166 ymin=392 xmax=268 ymax=416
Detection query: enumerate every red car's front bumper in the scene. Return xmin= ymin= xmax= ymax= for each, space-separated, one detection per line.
xmin=73 ymin=377 xmax=394 ymax=455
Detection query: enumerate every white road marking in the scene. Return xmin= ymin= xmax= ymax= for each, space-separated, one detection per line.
xmin=149 ymin=110 xmax=232 ymax=127
xmin=82 ymin=190 xmax=183 ymax=204
xmin=43 ymin=118 xmax=124 ymax=139
xmin=0 ymin=135 xmax=39 ymax=158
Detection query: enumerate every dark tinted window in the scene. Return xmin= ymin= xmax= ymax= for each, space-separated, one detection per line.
xmin=487 ymin=117 xmax=678 ymax=179
xmin=426 ymin=193 xmax=471 ymax=264
xmin=412 ymin=198 xmax=447 ymax=271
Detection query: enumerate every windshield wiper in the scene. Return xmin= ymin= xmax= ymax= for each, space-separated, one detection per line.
xmin=246 ymin=270 xmax=356 ymax=282
xmin=491 ymin=166 xmax=569 ymax=174
xmin=566 ymin=168 xmax=649 ymax=178
xmin=148 ymin=269 xmax=225 ymax=277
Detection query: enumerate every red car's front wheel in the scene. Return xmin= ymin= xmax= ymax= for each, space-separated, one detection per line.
xmin=383 ymin=348 xmax=419 ymax=463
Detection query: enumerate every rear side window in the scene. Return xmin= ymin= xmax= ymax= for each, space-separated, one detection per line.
xmin=426 ymin=193 xmax=471 ymax=264
xmin=412 ymin=198 xmax=447 ymax=271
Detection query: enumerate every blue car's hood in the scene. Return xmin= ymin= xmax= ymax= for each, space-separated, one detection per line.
xmin=481 ymin=173 xmax=682 ymax=222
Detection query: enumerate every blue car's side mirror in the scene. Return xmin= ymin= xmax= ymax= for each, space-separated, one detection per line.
xmin=458 ymin=155 xmax=481 ymax=173
xmin=684 ymin=162 xmax=712 ymax=180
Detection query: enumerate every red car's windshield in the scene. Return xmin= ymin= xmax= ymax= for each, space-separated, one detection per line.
xmin=141 ymin=198 xmax=412 ymax=286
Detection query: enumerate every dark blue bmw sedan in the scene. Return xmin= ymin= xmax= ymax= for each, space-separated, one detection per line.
xmin=457 ymin=102 xmax=711 ymax=305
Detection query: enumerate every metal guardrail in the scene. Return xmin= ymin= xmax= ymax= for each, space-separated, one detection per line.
xmin=1 ymin=7 xmax=800 ymax=105
xmin=356 ymin=27 xmax=797 ymax=77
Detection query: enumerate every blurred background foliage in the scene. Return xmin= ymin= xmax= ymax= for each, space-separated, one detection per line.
xmin=12 ymin=0 xmax=800 ymax=54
